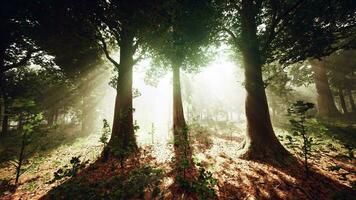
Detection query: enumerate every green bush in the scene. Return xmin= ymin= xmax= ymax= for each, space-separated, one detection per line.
xmin=49 ymin=156 xmax=89 ymax=183
xmin=177 ymin=162 xmax=217 ymax=200
xmin=49 ymin=165 xmax=163 ymax=200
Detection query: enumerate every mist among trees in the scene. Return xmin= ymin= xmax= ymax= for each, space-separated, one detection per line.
xmin=0 ymin=0 xmax=356 ymax=199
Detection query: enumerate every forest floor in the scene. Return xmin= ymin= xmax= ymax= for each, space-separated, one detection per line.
xmin=0 ymin=120 xmax=355 ymax=200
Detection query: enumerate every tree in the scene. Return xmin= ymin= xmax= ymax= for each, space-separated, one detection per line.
xmin=326 ymin=50 xmax=356 ymax=114
xmin=77 ymin=0 xmax=164 ymax=152
xmin=145 ymin=0 xmax=216 ymax=163
xmin=219 ymin=0 xmax=356 ymax=162
xmin=310 ymin=59 xmax=340 ymax=117
xmin=25 ymin=0 xmax=109 ymax=132
xmin=0 ymin=0 xmax=39 ymax=135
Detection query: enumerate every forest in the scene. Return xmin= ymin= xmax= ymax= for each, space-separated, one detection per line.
xmin=0 ymin=0 xmax=355 ymax=199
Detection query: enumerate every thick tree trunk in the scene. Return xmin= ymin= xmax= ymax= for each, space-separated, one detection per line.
xmin=109 ymin=30 xmax=137 ymax=151
xmin=238 ymin=0 xmax=290 ymax=163
xmin=338 ymin=89 xmax=348 ymax=114
xmin=172 ymin=63 xmax=190 ymax=164
xmin=347 ymin=89 xmax=355 ymax=112
xmin=310 ymin=59 xmax=340 ymax=117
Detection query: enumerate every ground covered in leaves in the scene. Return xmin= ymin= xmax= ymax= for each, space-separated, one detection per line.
xmin=0 ymin=121 xmax=355 ymax=200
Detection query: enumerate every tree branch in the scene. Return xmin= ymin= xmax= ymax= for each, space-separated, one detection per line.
xmin=264 ymin=64 xmax=290 ymax=88
xmin=262 ymin=0 xmax=307 ymax=59
xmin=222 ymin=27 xmax=239 ymax=47
xmin=97 ymin=35 xmax=120 ymax=69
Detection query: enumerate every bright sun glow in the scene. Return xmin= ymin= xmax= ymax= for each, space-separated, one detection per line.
xmin=96 ymin=54 xmax=246 ymax=146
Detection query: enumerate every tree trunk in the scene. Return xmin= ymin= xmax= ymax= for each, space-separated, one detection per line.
xmin=15 ymin=131 xmax=27 ymax=185
xmin=172 ymin=63 xmax=190 ymax=164
xmin=17 ymin=114 xmax=24 ymax=132
xmin=347 ymin=89 xmax=355 ymax=112
xmin=238 ymin=0 xmax=290 ymax=163
xmin=109 ymin=30 xmax=137 ymax=151
xmin=310 ymin=59 xmax=340 ymax=117
xmin=46 ymin=110 xmax=54 ymax=126
xmin=1 ymin=101 xmax=9 ymax=135
xmin=338 ymin=88 xmax=348 ymax=114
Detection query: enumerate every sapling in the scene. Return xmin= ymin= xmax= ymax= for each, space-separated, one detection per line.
xmin=9 ymin=113 xmax=44 ymax=185
xmin=148 ymin=123 xmax=155 ymax=144
xmin=287 ymin=101 xmax=314 ymax=177
xmin=50 ymin=156 xmax=89 ymax=183
xmin=99 ymin=119 xmax=110 ymax=147
xmin=100 ymin=119 xmax=111 ymax=161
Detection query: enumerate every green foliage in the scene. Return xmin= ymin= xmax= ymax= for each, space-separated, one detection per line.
xmin=108 ymin=165 xmax=163 ymax=199
xmin=50 ymin=156 xmax=89 ymax=183
xmin=176 ymin=162 xmax=217 ymax=200
xmin=194 ymin=163 xmax=218 ymax=200
xmin=133 ymin=120 xmax=140 ymax=133
xmin=99 ymin=119 xmax=110 ymax=147
xmin=145 ymin=0 xmax=217 ymax=76
xmin=287 ymin=101 xmax=315 ymax=177
xmin=9 ymin=113 xmax=46 ymax=185
xmin=49 ymin=165 xmax=163 ymax=200
xmin=106 ymin=144 xmax=137 ymax=168
xmin=343 ymin=144 xmax=354 ymax=160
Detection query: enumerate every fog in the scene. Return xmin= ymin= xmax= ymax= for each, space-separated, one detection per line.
xmin=91 ymin=53 xmax=246 ymax=146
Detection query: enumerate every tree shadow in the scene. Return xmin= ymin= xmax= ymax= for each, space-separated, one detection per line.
xmin=0 ymin=124 xmax=95 ymax=165
xmin=216 ymin=158 xmax=355 ymax=200
xmin=39 ymin=150 xmax=165 ymax=200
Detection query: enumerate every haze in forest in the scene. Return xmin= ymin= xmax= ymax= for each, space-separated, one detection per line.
xmin=0 ymin=0 xmax=355 ymax=199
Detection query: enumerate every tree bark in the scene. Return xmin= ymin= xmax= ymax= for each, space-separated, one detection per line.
xmin=109 ymin=29 xmax=137 ymax=151
xmin=1 ymin=101 xmax=9 ymax=135
xmin=347 ymin=89 xmax=355 ymax=112
xmin=338 ymin=88 xmax=348 ymax=114
xmin=46 ymin=110 xmax=55 ymax=126
xmin=310 ymin=59 xmax=340 ymax=117
xmin=238 ymin=0 xmax=290 ymax=163
xmin=172 ymin=62 xmax=190 ymax=164
xmin=17 ymin=114 xmax=24 ymax=132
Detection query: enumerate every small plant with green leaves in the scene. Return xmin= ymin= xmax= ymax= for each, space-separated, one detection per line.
xmin=49 ymin=165 xmax=163 ymax=199
xmin=176 ymin=161 xmax=217 ymax=200
xmin=194 ymin=163 xmax=217 ymax=200
xmin=133 ymin=119 xmax=140 ymax=133
xmin=99 ymin=119 xmax=110 ymax=147
xmin=343 ymin=144 xmax=354 ymax=160
xmin=287 ymin=101 xmax=315 ymax=177
xmin=9 ymin=113 xmax=45 ymax=185
xmin=49 ymin=156 xmax=89 ymax=183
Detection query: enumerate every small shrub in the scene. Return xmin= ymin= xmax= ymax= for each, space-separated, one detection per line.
xmin=99 ymin=119 xmax=110 ymax=147
xmin=343 ymin=144 xmax=354 ymax=160
xmin=49 ymin=165 xmax=163 ymax=200
xmin=177 ymin=162 xmax=217 ymax=200
xmin=49 ymin=156 xmax=89 ymax=183
xmin=9 ymin=113 xmax=46 ymax=185
xmin=287 ymin=101 xmax=315 ymax=177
